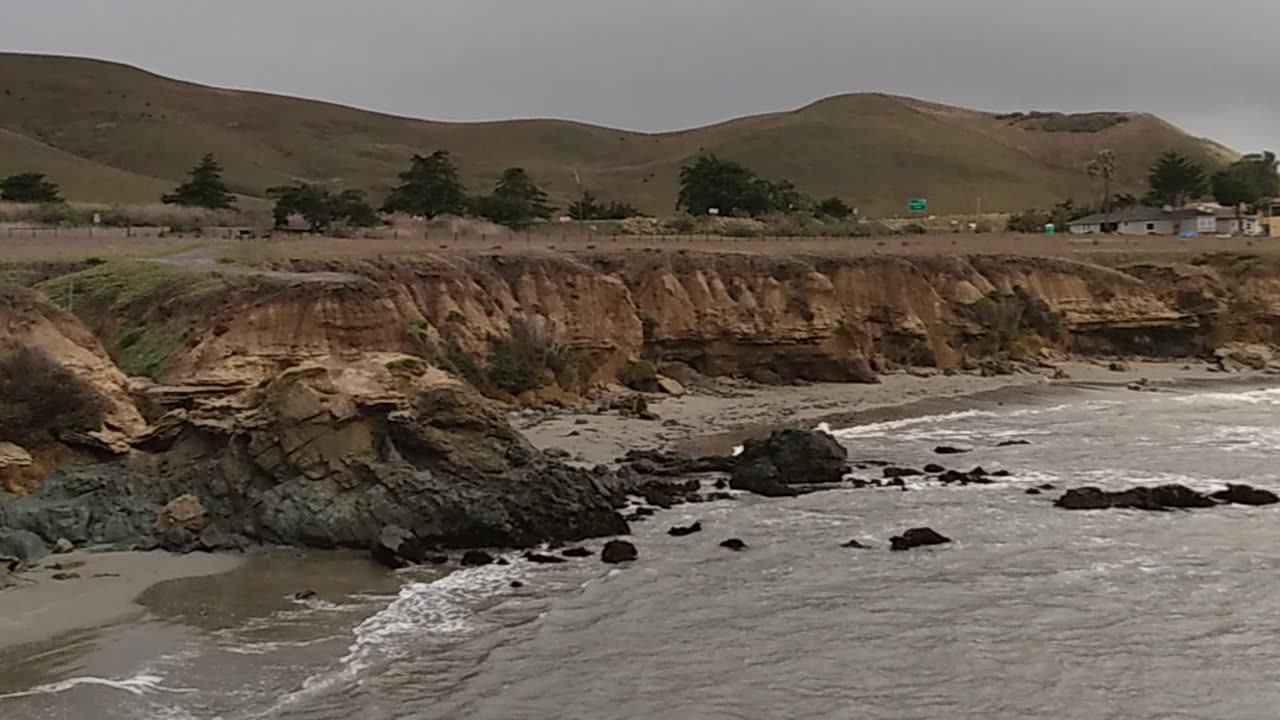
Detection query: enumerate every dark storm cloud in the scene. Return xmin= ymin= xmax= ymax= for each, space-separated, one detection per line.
xmin=2 ymin=0 xmax=1275 ymax=150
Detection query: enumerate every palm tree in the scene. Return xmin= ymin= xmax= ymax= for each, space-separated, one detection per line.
xmin=1087 ymin=150 xmax=1118 ymax=232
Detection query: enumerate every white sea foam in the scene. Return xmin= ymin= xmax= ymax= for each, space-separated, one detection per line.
xmin=1172 ymin=387 xmax=1280 ymax=406
xmin=259 ymin=563 xmax=522 ymax=716
xmin=0 ymin=673 xmax=192 ymax=700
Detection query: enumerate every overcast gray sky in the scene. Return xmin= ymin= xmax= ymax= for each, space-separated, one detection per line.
xmin=2 ymin=0 xmax=1275 ymax=151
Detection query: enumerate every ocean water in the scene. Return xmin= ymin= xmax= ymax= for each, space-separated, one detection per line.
xmin=6 ymin=382 xmax=1280 ymax=719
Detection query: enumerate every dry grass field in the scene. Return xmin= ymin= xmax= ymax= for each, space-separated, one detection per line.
xmin=4 ymin=228 xmax=1274 ymax=268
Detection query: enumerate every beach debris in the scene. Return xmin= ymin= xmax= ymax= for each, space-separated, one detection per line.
xmin=601 ymin=540 xmax=638 ymax=564
xmin=889 ymin=527 xmax=952 ymax=551
xmin=461 ymin=550 xmax=497 ymax=567
xmin=719 ymin=538 xmax=748 ymax=551
xmin=668 ymin=521 xmax=703 ymax=537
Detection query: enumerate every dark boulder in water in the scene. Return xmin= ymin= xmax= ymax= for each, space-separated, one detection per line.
xmin=997 ymin=440 xmax=1031 ymax=447
xmin=1055 ymin=485 xmax=1218 ymax=511
xmin=883 ymin=467 xmax=922 ymax=479
xmin=729 ymin=458 xmax=799 ymax=498
xmin=668 ymin=521 xmax=703 ymax=537
xmin=426 ymin=554 xmax=449 ymax=565
xmin=1025 ymin=488 xmax=1042 ymax=496
xmin=293 ymin=590 xmax=318 ymax=601
xmin=509 ymin=580 xmax=525 ymax=589
xmin=1210 ymin=484 xmax=1280 ymax=506
xmin=923 ymin=464 xmax=946 ymax=474
xmin=934 ymin=446 xmax=970 ymax=455
xmin=719 ymin=538 xmax=748 ymax=551
xmin=601 ymin=540 xmax=638 ymax=564
xmin=730 ymin=429 xmax=848 ymax=496
xmin=889 ymin=527 xmax=952 ymax=551
xmin=841 ymin=539 xmax=871 ymax=549
xmin=372 ymin=525 xmax=414 ymax=569
xmin=561 ymin=547 xmax=593 ymax=558
xmin=461 ymin=550 xmax=496 ymax=567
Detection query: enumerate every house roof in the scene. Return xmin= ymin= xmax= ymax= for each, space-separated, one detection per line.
xmin=1068 ymin=205 xmax=1253 ymax=226
xmin=1069 ymin=207 xmax=1179 ymax=226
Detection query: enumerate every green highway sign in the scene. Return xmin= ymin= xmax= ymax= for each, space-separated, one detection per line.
xmin=908 ymin=198 xmax=928 ymax=213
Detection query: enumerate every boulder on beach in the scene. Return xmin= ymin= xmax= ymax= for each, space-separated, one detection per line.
xmin=889 ymin=527 xmax=952 ymax=551
xmin=0 ymin=529 xmax=49 ymax=565
xmin=601 ymin=540 xmax=638 ymax=564
xmin=730 ymin=429 xmax=848 ymax=496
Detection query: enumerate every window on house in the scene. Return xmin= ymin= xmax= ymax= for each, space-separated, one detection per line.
xmin=1146 ymin=223 xmax=1156 ymax=231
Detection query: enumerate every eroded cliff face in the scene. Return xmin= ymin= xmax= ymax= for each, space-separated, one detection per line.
xmin=107 ymin=252 xmax=1273 ymax=391
xmin=22 ymin=251 xmax=1280 ymax=396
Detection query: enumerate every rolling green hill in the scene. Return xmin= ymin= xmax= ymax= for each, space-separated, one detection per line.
xmin=0 ymin=53 xmax=1237 ymax=216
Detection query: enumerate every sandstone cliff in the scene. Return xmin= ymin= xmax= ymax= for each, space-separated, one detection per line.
xmin=33 ymin=252 xmax=1274 ymax=393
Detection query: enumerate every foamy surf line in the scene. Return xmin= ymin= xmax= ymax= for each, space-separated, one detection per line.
xmin=253 ymin=562 xmax=523 ymax=718
xmin=0 ymin=673 xmax=193 ymax=700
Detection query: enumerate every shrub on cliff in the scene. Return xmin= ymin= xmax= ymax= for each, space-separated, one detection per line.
xmin=0 ymin=346 xmax=106 ymax=447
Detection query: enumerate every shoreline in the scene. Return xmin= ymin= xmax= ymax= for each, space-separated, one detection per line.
xmin=516 ymin=359 xmax=1280 ymax=461
xmin=4 ymin=359 xmax=1274 ymax=656
xmin=0 ymin=550 xmax=243 ymax=652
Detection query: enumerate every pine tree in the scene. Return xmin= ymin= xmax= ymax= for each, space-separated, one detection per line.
xmin=0 ymin=173 xmax=62 ymax=203
xmin=381 ymin=151 xmax=467 ymax=218
xmin=162 ymin=154 xmax=236 ymax=209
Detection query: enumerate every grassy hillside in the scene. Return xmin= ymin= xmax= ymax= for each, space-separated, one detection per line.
xmin=0 ymin=53 xmax=1236 ymax=216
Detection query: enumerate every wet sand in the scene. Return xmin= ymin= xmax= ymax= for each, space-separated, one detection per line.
xmin=0 ymin=551 xmax=242 ymax=651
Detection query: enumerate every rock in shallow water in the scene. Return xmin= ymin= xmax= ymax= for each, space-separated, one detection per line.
xmin=729 ymin=429 xmax=848 ymax=497
xmin=889 ymin=527 xmax=952 ymax=551
xmin=1210 ymin=484 xmax=1280 ymax=506
xmin=719 ymin=538 xmax=748 ymax=551
xmin=561 ymin=547 xmax=593 ymax=558
xmin=1055 ymin=485 xmax=1223 ymax=511
xmin=524 ymin=552 xmax=568 ymax=564
xmin=601 ymin=540 xmax=638 ymax=564
xmin=461 ymin=550 xmax=496 ymax=567
xmin=668 ymin=521 xmax=703 ymax=537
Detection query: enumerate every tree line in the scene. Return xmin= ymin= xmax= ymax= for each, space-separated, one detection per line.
xmin=2 ymin=150 xmax=862 ymax=232
xmin=1009 ymin=149 xmax=1279 ymax=232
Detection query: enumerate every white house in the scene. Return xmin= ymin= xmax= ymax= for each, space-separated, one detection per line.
xmin=1068 ymin=206 xmax=1260 ymax=236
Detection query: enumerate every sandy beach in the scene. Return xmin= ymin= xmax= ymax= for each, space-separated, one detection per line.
xmin=0 ymin=551 xmax=242 ymax=651
xmin=515 ymin=358 xmax=1259 ymax=462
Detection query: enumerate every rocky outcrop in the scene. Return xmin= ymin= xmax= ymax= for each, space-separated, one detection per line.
xmin=729 ymin=428 xmax=851 ymax=497
xmin=1054 ymin=484 xmax=1279 ymax=511
xmin=0 ymin=358 xmax=629 ymax=553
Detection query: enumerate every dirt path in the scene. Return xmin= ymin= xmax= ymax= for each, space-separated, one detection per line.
xmin=148 ymin=244 xmax=361 ymax=283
